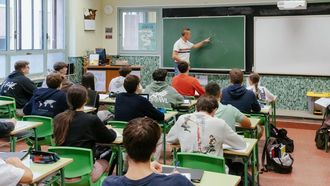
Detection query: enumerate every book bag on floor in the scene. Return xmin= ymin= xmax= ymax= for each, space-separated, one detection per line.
xmin=315 ymin=105 xmax=330 ymax=150
xmin=270 ymin=124 xmax=294 ymax=153
xmin=262 ymin=137 xmax=294 ymax=174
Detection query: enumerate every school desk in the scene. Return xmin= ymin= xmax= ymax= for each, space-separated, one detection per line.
xmin=83 ymin=106 xmax=97 ymax=113
xmin=0 ymin=100 xmax=15 ymax=106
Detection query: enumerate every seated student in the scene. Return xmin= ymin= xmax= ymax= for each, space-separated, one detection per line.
xmin=42 ymin=62 xmax=73 ymax=92
xmin=144 ymin=69 xmax=184 ymax=109
xmin=54 ymin=85 xmax=117 ymax=182
xmin=167 ymin=95 xmax=246 ymax=157
xmin=115 ymin=75 xmax=164 ymax=122
xmin=172 ymin=61 xmax=205 ymax=97
xmin=0 ymin=157 xmax=33 ymax=185
xmin=23 ymin=73 xmax=68 ymax=117
xmin=0 ymin=119 xmax=16 ymax=138
xmin=247 ymin=72 xmax=276 ymax=103
xmin=81 ymin=72 xmax=99 ymax=111
xmin=0 ymin=60 xmax=37 ymax=115
xmin=103 ymin=117 xmax=193 ymax=186
xmin=221 ymin=69 xmax=261 ymax=113
xmin=109 ymin=66 xmax=132 ymax=94
xmin=205 ymin=82 xmax=251 ymax=131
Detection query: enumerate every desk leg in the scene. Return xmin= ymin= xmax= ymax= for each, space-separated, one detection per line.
xmin=264 ymin=114 xmax=270 ymax=142
xmin=252 ymin=143 xmax=259 ymax=186
xmin=163 ymin=125 xmax=167 ymax=165
xmin=60 ymin=168 xmax=65 ymax=186
xmin=243 ymin=157 xmax=248 ymax=186
xmin=10 ymin=136 xmax=16 ymax=152
xmin=117 ymin=147 xmax=123 ymax=176
xmin=33 ymin=128 xmax=39 ymax=151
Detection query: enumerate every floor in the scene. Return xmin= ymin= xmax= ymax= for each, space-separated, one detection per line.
xmin=1 ymin=121 xmax=330 ymax=186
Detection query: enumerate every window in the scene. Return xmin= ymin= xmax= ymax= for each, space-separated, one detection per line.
xmin=0 ymin=56 xmax=5 ymax=78
xmin=119 ymin=8 xmax=160 ymax=54
xmin=0 ymin=0 xmax=6 ymax=50
xmin=48 ymin=0 xmax=65 ymax=49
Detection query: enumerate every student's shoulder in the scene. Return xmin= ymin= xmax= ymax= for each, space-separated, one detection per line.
xmin=103 ymin=176 xmax=125 ymax=186
xmin=163 ymin=174 xmax=193 ymax=185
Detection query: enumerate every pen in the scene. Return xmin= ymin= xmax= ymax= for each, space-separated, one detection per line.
xmin=173 ymin=161 xmax=180 ymax=172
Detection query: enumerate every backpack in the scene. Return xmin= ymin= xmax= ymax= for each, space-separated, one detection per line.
xmin=315 ymin=105 xmax=330 ymax=150
xmin=262 ymin=137 xmax=294 ymax=174
xmin=270 ymin=124 xmax=294 ymax=153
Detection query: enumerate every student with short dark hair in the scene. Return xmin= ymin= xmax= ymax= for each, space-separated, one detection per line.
xmin=23 ymin=72 xmax=68 ymax=118
xmin=42 ymin=61 xmax=73 ymax=92
xmin=103 ymin=117 xmax=194 ymax=186
xmin=0 ymin=61 xmax=37 ymax=112
xmin=115 ymin=75 xmax=164 ymax=122
xmin=144 ymin=69 xmax=184 ymax=109
xmin=221 ymin=69 xmax=261 ymax=113
xmin=109 ymin=66 xmax=132 ymax=93
xmin=205 ymin=82 xmax=251 ymax=131
xmin=172 ymin=61 xmax=205 ymax=96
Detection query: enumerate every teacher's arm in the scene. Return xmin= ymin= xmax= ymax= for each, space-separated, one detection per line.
xmin=172 ymin=50 xmax=181 ymax=62
xmin=192 ymin=37 xmax=210 ymax=49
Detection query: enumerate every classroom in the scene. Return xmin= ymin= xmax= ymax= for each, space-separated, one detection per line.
xmin=0 ymin=0 xmax=330 ymax=185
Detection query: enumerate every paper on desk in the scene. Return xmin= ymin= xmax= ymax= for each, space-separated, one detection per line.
xmin=99 ymin=94 xmax=109 ymax=100
xmin=223 ymin=142 xmax=249 ymax=152
xmin=315 ymin=98 xmax=330 ymax=108
xmin=164 ymin=173 xmax=191 ymax=181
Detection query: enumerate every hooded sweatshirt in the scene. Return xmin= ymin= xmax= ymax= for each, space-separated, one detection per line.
xmin=221 ymin=84 xmax=261 ymax=113
xmin=23 ymin=88 xmax=68 ymax=118
xmin=0 ymin=71 xmax=37 ymax=108
xmin=143 ymin=81 xmax=184 ymax=109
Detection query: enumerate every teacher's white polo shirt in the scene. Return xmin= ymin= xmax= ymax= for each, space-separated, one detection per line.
xmin=173 ymin=38 xmax=194 ymax=63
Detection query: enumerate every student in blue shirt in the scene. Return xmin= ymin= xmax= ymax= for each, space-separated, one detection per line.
xmin=103 ymin=117 xmax=193 ymax=186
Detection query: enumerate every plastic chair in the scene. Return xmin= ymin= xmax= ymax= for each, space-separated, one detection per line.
xmin=23 ymin=115 xmax=54 ymax=150
xmin=0 ymin=96 xmax=16 ymax=118
xmin=48 ymin=146 xmax=106 ymax=186
xmin=106 ymin=120 xmax=128 ymax=129
xmin=177 ymin=152 xmax=226 ymax=173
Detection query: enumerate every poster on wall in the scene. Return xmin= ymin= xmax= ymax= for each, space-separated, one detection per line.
xmin=84 ymin=9 xmax=97 ymax=31
xmin=138 ymin=23 xmax=156 ymax=50
xmin=87 ymin=70 xmax=106 ymax=92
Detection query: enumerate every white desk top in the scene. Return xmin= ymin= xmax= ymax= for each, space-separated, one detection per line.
xmin=10 ymin=121 xmax=43 ymax=135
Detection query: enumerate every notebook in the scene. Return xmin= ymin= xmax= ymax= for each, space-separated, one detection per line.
xmin=0 ymin=151 xmax=29 ymax=160
xmin=162 ymin=166 xmax=204 ymax=183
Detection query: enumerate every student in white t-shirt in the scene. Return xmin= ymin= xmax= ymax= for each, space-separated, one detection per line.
xmin=109 ymin=66 xmax=132 ymax=93
xmin=247 ymin=72 xmax=276 ymax=103
xmin=0 ymin=157 xmax=33 ymax=186
xmin=172 ymin=28 xmax=210 ymax=74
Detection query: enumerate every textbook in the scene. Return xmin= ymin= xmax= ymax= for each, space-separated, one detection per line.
xmin=315 ymin=98 xmax=330 ymax=108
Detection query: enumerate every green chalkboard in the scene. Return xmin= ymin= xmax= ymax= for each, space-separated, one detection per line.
xmin=163 ymin=16 xmax=245 ymax=71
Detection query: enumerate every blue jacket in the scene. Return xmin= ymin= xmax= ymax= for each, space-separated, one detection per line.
xmin=221 ymin=84 xmax=261 ymax=113
xmin=23 ymin=88 xmax=68 ymax=118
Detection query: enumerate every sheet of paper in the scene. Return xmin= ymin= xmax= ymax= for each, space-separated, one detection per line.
xmin=315 ymin=98 xmax=330 ymax=108
xmin=99 ymin=94 xmax=109 ymax=100
xmin=223 ymin=142 xmax=249 ymax=153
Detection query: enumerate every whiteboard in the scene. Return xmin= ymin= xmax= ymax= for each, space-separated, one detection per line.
xmin=254 ymin=15 xmax=330 ymax=76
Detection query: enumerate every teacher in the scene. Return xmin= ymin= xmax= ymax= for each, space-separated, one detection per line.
xmin=172 ymin=27 xmax=210 ymax=74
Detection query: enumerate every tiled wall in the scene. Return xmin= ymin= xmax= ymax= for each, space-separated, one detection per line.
xmin=73 ymin=55 xmax=330 ymax=111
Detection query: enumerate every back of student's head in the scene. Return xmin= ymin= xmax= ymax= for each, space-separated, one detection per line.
xmin=152 ymin=69 xmax=167 ymax=81
xmin=14 ymin=60 xmax=29 ymax=72
xmin=124 ymin=75 xmax=140 ymax=93
xmin=119 ymin=66 xmax=132 ymax=77
xmin=53 ymin=62 xmax=68 ymax=72
xmin=205 ymin=82 xmax=221 ymax=97
xmin=196 ymin=95 xmax=219 ymax=114
xmin=249 ymin=72 xmax=260 ymax=85
xmin=123 ymin=117 xmax=161 ymax=162
xmin=177 ymin=61 xmax=189 ymax=73
xmin=46 ymin=72 xmax=63 ymax=89
xmin=82 ymin=72 xmax=95 ymax=90
xmin=229 ymin=68 xmax=243 ymax=84
xmin=53 ymin=85 xmax=88 ymax=145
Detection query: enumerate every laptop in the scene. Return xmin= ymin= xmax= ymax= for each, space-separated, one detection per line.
xmin=162 ymin=166 xmax=204 ymax=183
xmin=0 ymin=151 xmax=29 ymax=160
xmin=139 ymin=94 xmax=149 ymax=100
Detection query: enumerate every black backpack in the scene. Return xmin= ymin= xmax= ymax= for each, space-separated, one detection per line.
xmin=270 ymin=124 xmax=294 ymax=153
xmin=315 ymin=105 xmax=330 ymax=150
xmin=261 ymin=137 xmax=294 ymax=174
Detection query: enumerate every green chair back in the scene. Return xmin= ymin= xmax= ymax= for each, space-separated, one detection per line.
xmin=106 ymin=120 xmax=128 ymax=129
xmin=48 ymin=146 xmax=101 ymax=186
xmin=177 ymin=152 xmax=226 ymax=173
xmin=0 ymin=96 xmax=16 ymax=118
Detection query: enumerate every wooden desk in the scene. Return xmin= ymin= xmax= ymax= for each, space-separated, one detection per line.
xmin=83 ymin=106 xmax=97 ymax=113
xmin=9 ymin=121 xmax=43 ymax=152
xmin=99 ymin=94 xmax=116 ymax=104
xmin=175 ymin=100 xmax=197 ymax=114
xmin=0 ymin=100 xmax=14 ymax=106
xmin=196 ymin=171 xmax=241 ymax=186
xmin=22 ymin=156 xmax=73 ymax=185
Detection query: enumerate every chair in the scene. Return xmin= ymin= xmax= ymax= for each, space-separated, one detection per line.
xmin=23 ymin=115 xmax=54 ymax=150
xmin=0 ymin=96 xmax=16 ymax=118
xmin=48 ymin=146 xmax=106 ymax=186
xmin=106 ymin=120 xmax=127 ymax=129
xmin=177 ymin=152 xmax=226 ymax=173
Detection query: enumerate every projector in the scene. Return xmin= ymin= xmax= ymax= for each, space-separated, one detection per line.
xmin=277 ymin=0 xmax=307 ymax=10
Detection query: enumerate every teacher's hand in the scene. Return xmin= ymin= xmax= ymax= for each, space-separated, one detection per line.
xmin=203 ymin=37 xmax=211 ymax=43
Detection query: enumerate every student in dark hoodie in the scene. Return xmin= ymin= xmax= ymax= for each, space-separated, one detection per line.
xmin=221 ymin=69 xmax=261 ymax=113
xmin=23 ymin=73 xmax=68 ymax=118
xmin=115 ymin=75 xmax=164 ymax=122
xmin=0 ymin=61 xmax=37 ymax=114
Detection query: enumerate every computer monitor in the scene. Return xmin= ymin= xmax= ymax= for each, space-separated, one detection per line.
xmin=95 ymin=48 xmax=106 ymax=66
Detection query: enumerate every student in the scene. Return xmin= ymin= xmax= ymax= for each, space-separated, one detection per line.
xmin=42 ymin=62 xmax=73 ymax=92
xmin=103 ymin=117 xmax=194 ymax=186
xmin=205 ymin=82 xmax=251 ymax=131
xmin=0 ymin=61 xmax=37 ymax=114
xmin=221 ymin=69 xmax=261 ymax=113
xmin=53 ymin=85 xmax=117 ymax=182
xmin=172 ymin=61 xmax=205 ymax=97
xmin=109 ymin=66 xmax=132 ymax=93
xmin=115 ymin=75 xmax=164 ymax=122
xmin=167 ymin=96 xmax=246 ymax=158
xmin=0 ymin=157 xmax=33 ymax=185
xmin=247 ymin=72 xmax=276 ymax=103
xmin=144 ymin=69 xmax=184 ymax=109
xmin=81 ymin=72 xmax=100 ymax=111
xmin=23 ymin=73 xmax=68 ymax=118
xmin=0 ymin=119 xmax=16 ymax=138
